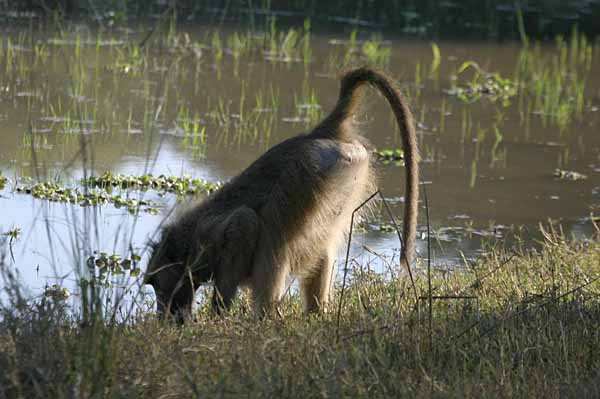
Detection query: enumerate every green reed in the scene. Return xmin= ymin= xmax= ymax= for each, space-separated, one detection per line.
xmin=516 ymin=26 xmax=593 ymax=131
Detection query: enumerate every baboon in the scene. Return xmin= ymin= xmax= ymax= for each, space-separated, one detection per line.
xmin=144 ymin=67 xmax=419 ymax=322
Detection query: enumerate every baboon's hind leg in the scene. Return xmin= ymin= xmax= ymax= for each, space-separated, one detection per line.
xmin=212 ymin=206 xmax=259 ymax=314
xmin=301 ymin=252 xmax=334 ymax=313
xmin=251 ymin=233 xmax=290 ymax=318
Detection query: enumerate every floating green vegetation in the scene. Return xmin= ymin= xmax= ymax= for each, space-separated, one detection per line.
xmin=85 ymin=251 xmax=142 ymax=285
xmin=15 ymin=181 xmax=159 ymax=215
xmin=87 ymin=172 xmax=221 ymax=196
xmin=448 ymin=61 xmax=517 ymax=105
xmin=553 ymin=169 xmax=588 ymax=181
xmin=374 ymin=148 xmax=404 ymax=165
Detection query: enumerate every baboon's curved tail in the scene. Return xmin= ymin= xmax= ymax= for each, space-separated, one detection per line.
xmin=314 ymin=67 xmax=419 ymax=268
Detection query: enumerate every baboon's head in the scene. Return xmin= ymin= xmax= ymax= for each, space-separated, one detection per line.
xmin=144 ymin=225 xmax=212 ymax=323
xmin=144 ymin=227 xmax=191 ymax=322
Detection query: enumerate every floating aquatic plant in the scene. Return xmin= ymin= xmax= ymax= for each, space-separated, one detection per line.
xmin=15 ymin=181 xmax=159 ymax=215
xmin=553 ymin=169 xmax=587 ymax=181
xmin=448 ymin=61 xmax=517 ymax=105
xmin=13 ymin=173 xmax=221 ymax=214
xmin=86 ymin=251 xmax=142 ymax=285
xmin=374 ymin=148 xmax=405 ymax=165
xmin=87 ymin=172 xmax=221 ymax=196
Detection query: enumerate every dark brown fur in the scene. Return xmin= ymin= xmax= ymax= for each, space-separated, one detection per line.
xmin=145 ymin=67 xmax=419 ymax=322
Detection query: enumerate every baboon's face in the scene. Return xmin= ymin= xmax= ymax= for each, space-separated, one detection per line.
xmin=144 ymin=230 xmax=209 ymax=322
xmin=144 ymin=235 xmax=185 ymax=318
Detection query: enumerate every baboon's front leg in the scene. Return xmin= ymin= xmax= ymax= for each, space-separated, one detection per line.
xmin=212 ymin=206 xmax=259 ymax=314
xmin=301 ymin=252 xmax=334 ymax=313
xmin=159 ymin=271 xmax=196 ymax=324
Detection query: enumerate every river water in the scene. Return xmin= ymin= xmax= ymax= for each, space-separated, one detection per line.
xmin=0 ymin=22 xmax=598 ymax=297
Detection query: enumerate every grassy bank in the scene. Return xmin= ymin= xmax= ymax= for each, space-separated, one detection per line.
xmin=1 ymin=229 xmax=599 ymax=398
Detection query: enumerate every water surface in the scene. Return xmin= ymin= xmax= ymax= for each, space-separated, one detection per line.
xmin=0 ymin=22 xmax=598 ymax=297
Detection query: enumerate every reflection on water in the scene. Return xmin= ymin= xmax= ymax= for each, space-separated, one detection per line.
xmin=0 ymin=22 xmax=599 ymax=295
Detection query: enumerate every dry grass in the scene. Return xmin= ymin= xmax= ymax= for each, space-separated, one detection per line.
xmin=1 ymin=232 xmax=600 ymax=398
